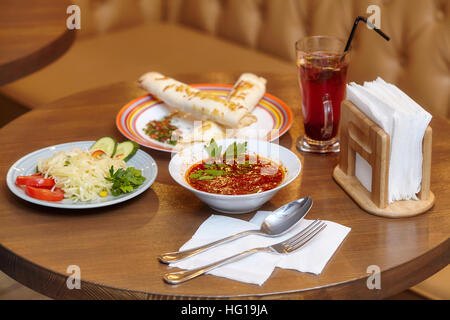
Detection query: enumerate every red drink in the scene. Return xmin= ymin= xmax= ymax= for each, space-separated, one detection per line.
xmin=298 ymin=52 xmax=348 ymax=141
xmin=295 ymin=36 xmax=350 ymax=153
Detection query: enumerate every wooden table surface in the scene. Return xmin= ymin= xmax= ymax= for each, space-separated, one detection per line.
xmin=0 ymin=0 xmax=75 ymax=86
xmin=0 ymin=73 xmax=448 ymax=299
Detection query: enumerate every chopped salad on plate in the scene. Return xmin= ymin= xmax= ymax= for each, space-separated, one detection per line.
xmin=14 ymin=137 xmax=146 ymax=202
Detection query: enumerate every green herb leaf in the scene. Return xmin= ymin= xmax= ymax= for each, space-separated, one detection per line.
xmin=203 ymin=169 xmax=224 ymax=176
xmin=167 ymin=140 xmax=178 ymax=146
xmin=205 ymin=139 xmax=222 ymax=159
xmin=224 ymin=141 xmax=247 ymax=161
xmin=105 ymin=166 xmax=146 ymax=196
xmin=199 ymin=176 xmax=214 ymax=180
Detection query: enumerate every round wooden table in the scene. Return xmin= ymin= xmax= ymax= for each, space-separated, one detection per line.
xmin=0 ymin=0 xmax=75 ymax=86
xmin=0 ymin=73 xmax=448 ymax=299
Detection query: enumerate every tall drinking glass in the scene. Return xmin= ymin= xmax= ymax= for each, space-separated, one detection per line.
xmin=296 ymin=36 xmax=350 ymax=153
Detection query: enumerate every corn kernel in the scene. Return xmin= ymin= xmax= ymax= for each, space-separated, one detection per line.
xmin=99 ymin=191 xmax=108 ymax=197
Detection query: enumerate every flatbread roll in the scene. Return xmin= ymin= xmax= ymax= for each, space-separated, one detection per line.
xmin=138 ymin=72 xmax=257 ymax=128
xmin=227 ymin=73 xmax=267 ymax=112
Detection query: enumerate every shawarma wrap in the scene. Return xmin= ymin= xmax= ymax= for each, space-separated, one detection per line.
xmin=138 ymin=72 xmax=257 ymax=128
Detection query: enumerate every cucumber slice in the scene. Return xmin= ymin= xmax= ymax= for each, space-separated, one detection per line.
xmin=114 ymin=141 xmax=139 ymax=161
xmin=89 ymin=137 xmax=117 ymax=157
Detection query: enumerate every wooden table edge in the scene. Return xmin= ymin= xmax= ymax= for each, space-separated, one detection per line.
xmin=0 ymin=29 xmax=76 ymax=87
xmin=1 ymin=238 xmax=448 ymax=300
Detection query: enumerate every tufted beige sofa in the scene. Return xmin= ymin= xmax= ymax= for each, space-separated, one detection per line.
xmin=0 ymin=0 xmax=449 ymax=299
xmin=1 ymin=0 xmax=449 ymax=118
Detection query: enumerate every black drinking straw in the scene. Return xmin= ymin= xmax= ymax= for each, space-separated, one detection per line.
xmin=344 ymin=16 xmax=390 ymax=52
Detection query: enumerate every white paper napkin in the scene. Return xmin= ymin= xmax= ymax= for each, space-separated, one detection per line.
xmin=347 ymin=78 xmax=432 ymax=203
xmin=169 ymin=211 xmax=351 ymax=286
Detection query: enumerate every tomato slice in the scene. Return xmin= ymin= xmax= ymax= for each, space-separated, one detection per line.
xmin=16 ymin=175 xmax=55 ymax=188
xmin=91 ymin=150 xmax=106 ymax=158
xmin=25 ymin=186 xmax=64 ymax=202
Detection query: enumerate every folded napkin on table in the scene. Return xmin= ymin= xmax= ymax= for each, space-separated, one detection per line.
xmin=169 ymin=211 xmax=351 ymax=286
xmin=347 ymin=77 xmax=432 ymax=203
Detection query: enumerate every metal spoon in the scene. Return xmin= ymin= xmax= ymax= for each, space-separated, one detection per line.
xmin=158 ymin=197 xmax=313 ymax=264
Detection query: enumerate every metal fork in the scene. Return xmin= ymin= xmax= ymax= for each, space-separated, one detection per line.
xmin=163 ymin=220 xmax=326 ymax=284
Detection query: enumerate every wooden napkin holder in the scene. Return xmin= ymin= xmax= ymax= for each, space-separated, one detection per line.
xmin=333 ymin=100 xmax=435 ymax=218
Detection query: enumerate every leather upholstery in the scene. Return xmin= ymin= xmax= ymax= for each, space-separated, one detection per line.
xmin=0 ymin=23 xmax=293 ymax=108
xmin=174 ymin=0 xmax=450 ymax=119
xmin=72 ymin=0 xmax=449 ymax=118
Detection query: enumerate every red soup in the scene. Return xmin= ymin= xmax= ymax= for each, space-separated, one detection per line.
xmin=186 ymin=155 xmax=284 ymax=195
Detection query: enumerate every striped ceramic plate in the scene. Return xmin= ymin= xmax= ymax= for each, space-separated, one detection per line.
xmin=116 ymin=84 xmax=293 ymax=152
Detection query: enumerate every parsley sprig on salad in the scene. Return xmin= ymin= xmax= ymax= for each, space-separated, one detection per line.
xmin=105 ymin=166 xmax=146 ymax=196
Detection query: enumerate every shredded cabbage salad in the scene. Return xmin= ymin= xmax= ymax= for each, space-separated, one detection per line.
xmin=37 ymin=148 xmax=127 ymax=202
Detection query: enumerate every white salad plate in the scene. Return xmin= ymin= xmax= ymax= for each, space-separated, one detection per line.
xmin=6 ymin=141 xmax=158 ymax=209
